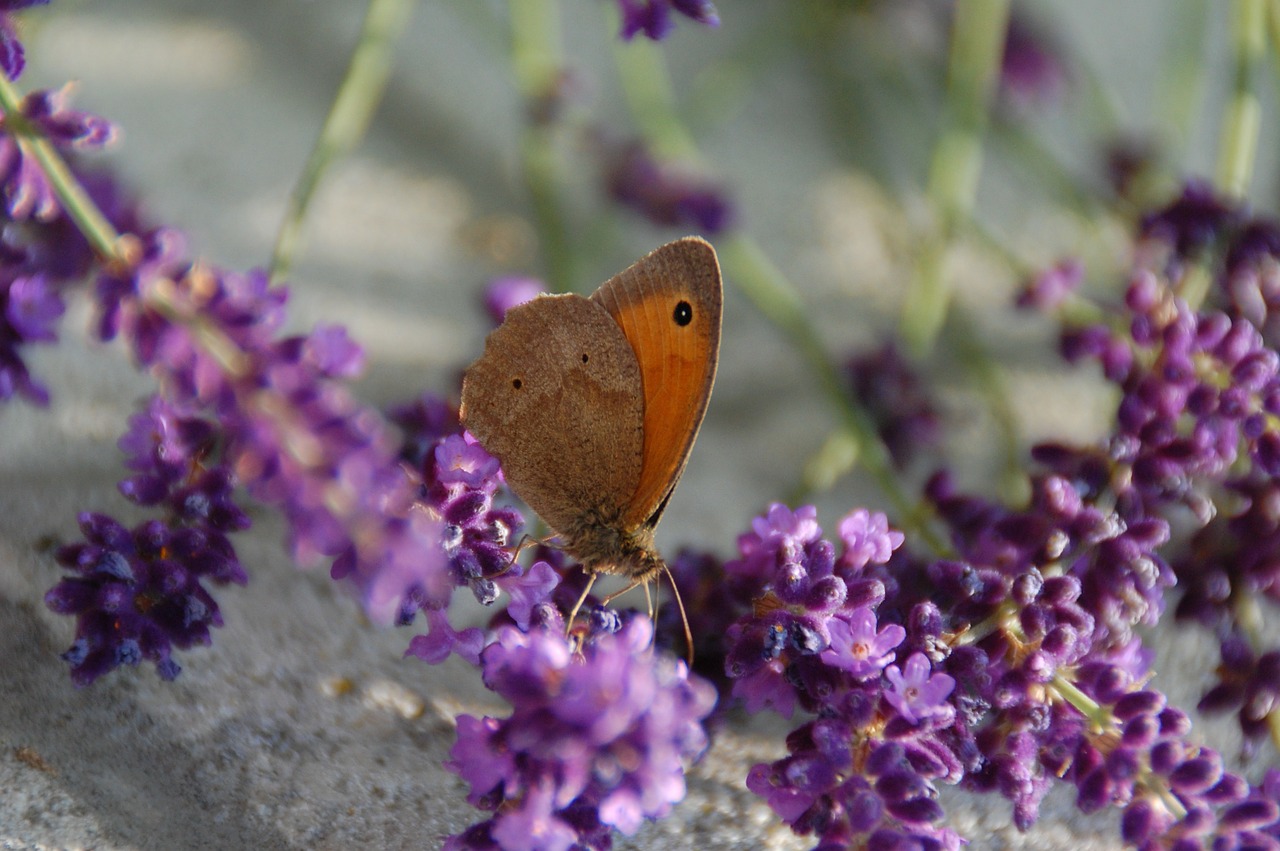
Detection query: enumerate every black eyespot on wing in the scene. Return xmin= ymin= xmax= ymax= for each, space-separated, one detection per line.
xmin=673 ymin=300 xmax=693 ymax=326
xmin=582 ymin=353 xmax=590 ymax=363
xmin=512 ymin=378 xmax=523 ymax=389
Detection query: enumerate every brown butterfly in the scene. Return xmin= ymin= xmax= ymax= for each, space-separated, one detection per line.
xmin=459 ymin=237 xmax=722 ymax=647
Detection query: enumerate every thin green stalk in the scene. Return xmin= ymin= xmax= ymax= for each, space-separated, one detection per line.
xmin=900 ymin=0 xmax=1010 ymax=357
xmin=510 ymin=0 xmax=575 ymax=292
xmin=612 ymin=38 xmax=699 ymax=160
xmin=1158 ymin=0 xmax=1210 ymax=160
xmin=1215 ymin=0 xmax=1264 ymax=197
xmin=270 ymin=0 xmax=415 ymax=283
xmin=0 ymin=75 xmax=120 ymax=261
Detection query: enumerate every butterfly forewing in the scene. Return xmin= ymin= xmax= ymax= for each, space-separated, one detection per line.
xmin=590 ymin=237 xmax=723 ymax=530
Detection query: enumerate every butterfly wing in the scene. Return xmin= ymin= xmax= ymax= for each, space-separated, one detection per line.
xmin=590 ymin=236 xmax=723 ymax=531
xmin=460 ymin=294 xmax=645 ymax=537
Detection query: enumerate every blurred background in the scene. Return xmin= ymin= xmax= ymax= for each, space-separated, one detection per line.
xmin=1 ymin=1 xmax=1274 ymax=848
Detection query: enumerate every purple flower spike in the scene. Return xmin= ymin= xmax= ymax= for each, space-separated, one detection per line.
xmin=884 ymin=653 xmax=955 ymax=724
xmin=46 ymin=512 xmax=247 ymax=685
xmin=446 ymin=619 xmax=716 ymax=848
xmin=820 ymin=607 xmax=904 ymax=678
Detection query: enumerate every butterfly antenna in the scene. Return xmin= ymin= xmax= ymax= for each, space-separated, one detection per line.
xmin=662 ymin=564 xmax=694 ymax=666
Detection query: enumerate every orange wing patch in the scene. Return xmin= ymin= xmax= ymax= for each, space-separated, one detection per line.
xmin=591 ymin=237 xmax=722 ymax=530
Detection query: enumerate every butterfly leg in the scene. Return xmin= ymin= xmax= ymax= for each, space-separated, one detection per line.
xmin=565 ymin=572 xmax=600 ymax=635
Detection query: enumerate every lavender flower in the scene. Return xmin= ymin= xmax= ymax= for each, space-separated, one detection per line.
xmin=0 ymin=0 xmax=49 ymax=79
xmin=884 ymin=652 xmax=955 ymax=724
xmin=0 ymin=271 xmax=62 ymax=403
xmin=445 ymin=618 xmax=716 ymax=850
xmin=999 ymin=11 xmax=1069 ymax=110
xmin=613 ymin=0 xmax=718 ymax=41
xmin=603 ymin=141 xmax=734 ymax=234
xmin=0 ymin=84 xmax=116 ymax=221
xmin=483 ymin=276 xmax=543 ymax=325
xmin=844 ymin=342 xmax=941 ymax=469
xmin=45 ymin=512 xmax=247 ymax=685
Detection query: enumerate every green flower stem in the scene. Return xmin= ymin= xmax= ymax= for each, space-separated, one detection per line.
xmin=510 ymin=0 xmax=575 ymax=293
xmin=900 ymin=0 xmax=1010 ymax=357
xmin=1215 ymin=0 xmax=1264 ymax=197
xmin=612 ymin=38 xmax=700 ymax=160
xmin=270 ymin=0 xmax=416 ymax=283
xmin=0 ymin=75 xmax=120 ymax=262
xmin=1158 ymin=0 xmax=1210 ymax=160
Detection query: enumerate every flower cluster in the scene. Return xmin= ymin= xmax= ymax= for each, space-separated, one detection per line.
xmin=445 ymin=618 xmax=716 ymax=850
xmin=1046 ymin=184 xmax=1280 ymax=748
xmin=716 ymin=504 xmax=967 ymax=847
xmin=0 ymin=85 xmax=116 ymax=404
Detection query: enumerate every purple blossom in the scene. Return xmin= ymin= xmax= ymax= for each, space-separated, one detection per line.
xmin=999 ymin=12 xmax=1069 ymax=110
xmin=603 ymin=141 xmax=734 ymax=233
xmin=844 ymin=341 xmax=941 ymax=469
xmin=45 ymin=512 xmax=247 ymax=685
xmin=820 ymin=607 xmax=904 ymax=678
xmin=405 ymin=607 xmax=484 ymax=666
xmin=483 ymin=277 xmax=543 ymax=325
xmin=837 ymin=508 xmax=905 ymax=572
xmin=884 ymin=653 xmax=955 ymax=724
xmin=0 ymin=85 xmax=116 ymax=221
xmin=496 ymin=560 xmax=560 ymax=630
xmin=613 ymin=0 xmax=718 ymax=41
xmin=1017 ymin=258 xmax=1084 ymax=310
xmin=0 ymin=272 xmax=63 ymax=403
xmin=446 ymin=619 xmax=716 ymax=849
xmin=0 ymin=0 xmax=49 ymax=79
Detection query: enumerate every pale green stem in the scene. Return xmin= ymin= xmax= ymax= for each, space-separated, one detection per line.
xmin=900 ymin=0 xmax=1010 ymax=357
xmin=1158 ymin=0 xmax=1210 ymax=160
xmin=612 ymin=38 xmax=700 ymax=160
xmin=510 ymin=0 xmax=575 ymax=292
xmin=0 ymin=75 xmax=121 ymax=260
xmin=270 ymin=0 xmax=416 ymax=283
xmin=1215 ymin=0 xmax=1264 ymax=197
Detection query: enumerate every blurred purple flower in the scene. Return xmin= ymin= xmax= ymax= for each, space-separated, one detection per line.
xmin=603 ymin=141 xmax=734 ymax=234
xmin=483 ymin=277 xmax=543 ymax=325
xmin=1017 ymin=257 xmax=1084 ymax=310
xmin=844 ymin=341 xmax=941 ymax=469
xmin=0 ymin=84 xmax=116 ymax=220
xmin=999 ymin=12 xmax=1069 ymax=110
xmin=0 ymin=272 xmax=62 ymax=403
xmin=614 ymin=0 xmax=718 ymax=41
xmin=0 ymin=0 xmax=49 ymax=79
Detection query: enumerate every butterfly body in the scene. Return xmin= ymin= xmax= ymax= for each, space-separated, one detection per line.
xmin=459 ymin=237 xmax=722 ymax=588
